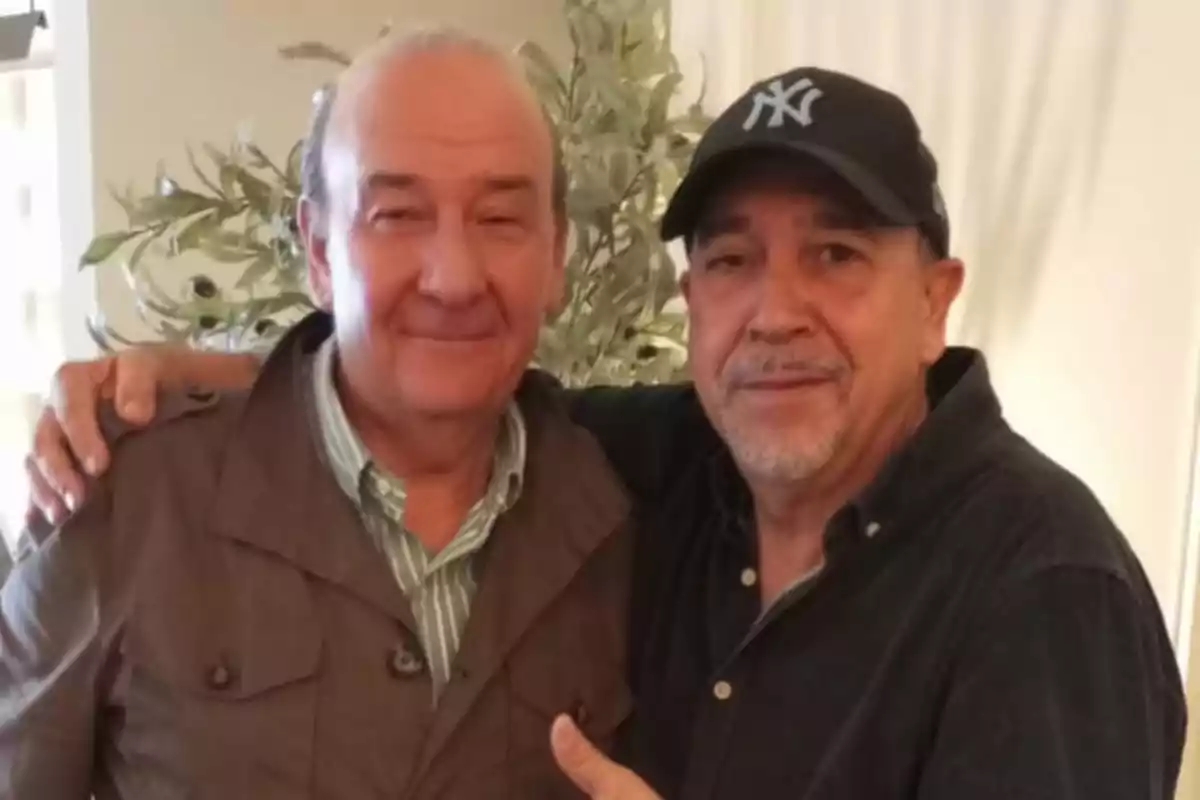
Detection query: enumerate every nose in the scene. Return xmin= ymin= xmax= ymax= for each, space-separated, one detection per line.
xmin=746 ymin=253 xmax=818 ymax=344
xmin=417 ymin=219 xmax=487 ymax=306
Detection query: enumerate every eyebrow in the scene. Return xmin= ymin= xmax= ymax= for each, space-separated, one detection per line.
xmin=478 ymin=175 xmax=537 ymax=197
xmin=362 ymin=172 xmax=419 ymax=193
xmin=361 ymin=172 xmax=537 ymax=197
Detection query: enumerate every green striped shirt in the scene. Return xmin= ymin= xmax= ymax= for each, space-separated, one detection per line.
xmin=309 ymin=338 xmax=526 ymax=698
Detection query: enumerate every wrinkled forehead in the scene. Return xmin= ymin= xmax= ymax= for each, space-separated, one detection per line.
xmin=324 ymin=47 xmax=554 ymax=197
xmin=691 ymin=152 xmax=889 ymax=242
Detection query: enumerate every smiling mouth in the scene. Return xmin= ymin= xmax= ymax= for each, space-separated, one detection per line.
xmin=416 ymin=335 xmax=491 ymax=342
xmin=404 ymin=329 xmax=496 ymax=342
xmin=738 ymin=375 xmax=835 ymax=391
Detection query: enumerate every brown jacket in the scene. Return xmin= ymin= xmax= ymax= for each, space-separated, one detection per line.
xmin=0 ymin=319 xmax=634 ymax=799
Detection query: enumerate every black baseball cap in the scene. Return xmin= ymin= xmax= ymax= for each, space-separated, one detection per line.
xmin=661 ymin=67 xmax=950 ymax=257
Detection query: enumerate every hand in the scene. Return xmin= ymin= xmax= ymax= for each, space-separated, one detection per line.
xmin=550 ymin=714 xmax=662 ymax=799
xmin=25 ymin=348 xmax=172 ymax=525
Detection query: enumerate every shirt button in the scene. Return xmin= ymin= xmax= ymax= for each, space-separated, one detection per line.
xmin=865 ymin=521 xmax=882 ymax=538
xmin=713 ymin=680 xmax=733 ymax=701
xmin=740 ymin=568 xmax=758 ymax=587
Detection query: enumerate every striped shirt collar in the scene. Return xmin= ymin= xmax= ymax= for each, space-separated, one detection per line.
xmin=310 ymin=337 xmax=527 ymax=525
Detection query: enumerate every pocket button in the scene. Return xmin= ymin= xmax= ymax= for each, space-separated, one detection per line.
xmin=388 ymin=641 xmax=426 ymax=678
xmin=206 ymin=661 xmax=236 ymax=691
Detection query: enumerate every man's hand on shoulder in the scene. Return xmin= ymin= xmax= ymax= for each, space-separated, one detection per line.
xmin=25 ymin=346 xmax=259 ymax=526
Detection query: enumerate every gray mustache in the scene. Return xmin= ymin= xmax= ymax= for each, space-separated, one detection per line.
xmin=724 ymin=355 xmax=846 ymax=385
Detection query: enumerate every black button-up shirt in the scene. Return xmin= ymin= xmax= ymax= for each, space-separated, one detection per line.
xmin=571 ymin=347 xmax=1186 ymax=800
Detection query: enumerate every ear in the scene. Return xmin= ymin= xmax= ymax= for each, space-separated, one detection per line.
xmin=680 ymin=267 xmax=692 ymax=306
xmin=920 ymin=257 xmax=965 ymax=362
xmin=299 ymin=196 xmax=334 ymax=312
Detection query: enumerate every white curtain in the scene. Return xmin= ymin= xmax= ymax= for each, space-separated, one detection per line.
xmin=670 ymin=0 xmax=1125 ymax=363
xmin=0 ymin=8 xmax=61 ymax=553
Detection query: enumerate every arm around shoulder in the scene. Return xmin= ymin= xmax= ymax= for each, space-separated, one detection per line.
xmin=564 ymin=382 xmax=711 ymax=502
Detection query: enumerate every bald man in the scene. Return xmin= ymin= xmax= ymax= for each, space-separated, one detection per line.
xmin=0 ymin=30 xmax=634 ymax=799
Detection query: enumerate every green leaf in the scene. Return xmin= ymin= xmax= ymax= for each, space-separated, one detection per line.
xmin=236 ymin=252 xmax=277 ymax=289
xmin=267 ymin=292 xmax=315 ymax=313
xmin=278 ymin=42 xmax=352 ymax=66
xmin=285 ymin=139 xmax=304 ymax=191
xmin=236 ymin=168 xmax=275 ymax=216
xmin=645 ymin=72 xmax=682 ymax=132
xmin=518 ymin=41 xmax=566 ymax=102
xmin=173 ymin=209 xmax=222 ymax=253
xmin=131 ymin=190 xmax=221 ymax=226
xmin=186 ymin=145 xmax=225 ymax=198
xmin=79 ymin=230 xmax=139 ymax=268
xmin=218 ymin=163 xmax=240 ymax=198
xmin=653 ymin=258 xmax=679 ymax=309
xmin=609 ymin=150 xmax=632 ymax=199
xmin=672 ymin=104 xmax=713 ymax=134
xmin=200 ymin=234 xmax=255 ymax=264
xmin=138 ymin=268 xmax=185 ymax=308
xmin=126 ymin=228 xmax=164 ymax=272
xmin=204 ymin=143 xmax=231 ymax=170
xmin=109 ymin=184 xmax=139 ymax=221
xmin=136 ymin=292 xmax=188 ymax=322
xmin=244 ymin=143 xmax=289 ymax=184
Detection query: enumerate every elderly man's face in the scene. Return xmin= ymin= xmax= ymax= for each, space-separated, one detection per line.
xmin=305 ymin=46 xmax=564 ymax=418
xmin=682 ymin=159 xmax=962 ymax=483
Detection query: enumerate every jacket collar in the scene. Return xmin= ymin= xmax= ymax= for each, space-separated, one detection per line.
xmin=206 ymin=313 xmax=632 ymax=755
xmin=207 ymin=313 xmax=413 ymax=624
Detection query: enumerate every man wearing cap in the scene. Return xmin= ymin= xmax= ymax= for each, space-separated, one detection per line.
xmin=19 ymin=66 xmax=1187 ymax=800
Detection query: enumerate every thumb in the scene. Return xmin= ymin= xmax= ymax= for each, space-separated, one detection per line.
xmin=551 ymin=714 xmax=618 ymax=796
xmin=551 ymin=714 xmax=660 ymax=799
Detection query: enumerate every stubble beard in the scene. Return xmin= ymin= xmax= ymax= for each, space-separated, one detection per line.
xmin=717 ymin=409 xmax=847 ymax=484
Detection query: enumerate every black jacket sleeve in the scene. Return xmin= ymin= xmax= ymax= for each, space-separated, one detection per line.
xmin=563 ymin=383 xmax=712 ymax=504
xmin=917 ymin=566 xmax=1187 ymax=800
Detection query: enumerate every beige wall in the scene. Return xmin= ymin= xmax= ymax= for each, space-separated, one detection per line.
xmin=87 ymin=0 xmax=567 ymax=338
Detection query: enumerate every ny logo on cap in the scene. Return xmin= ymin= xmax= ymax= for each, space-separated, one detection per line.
xmin=743 ymin=77 xmax=824 ymax=131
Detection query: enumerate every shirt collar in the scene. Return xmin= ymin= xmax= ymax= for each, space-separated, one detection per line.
xmin=310 ymin=336 xmax=527 ymax=512
xmin=852 ymin=348 xmax=1004 ymax=528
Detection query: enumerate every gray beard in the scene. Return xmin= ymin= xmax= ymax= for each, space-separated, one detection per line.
xmin=719 ymin=415 xmax=846 ymax=484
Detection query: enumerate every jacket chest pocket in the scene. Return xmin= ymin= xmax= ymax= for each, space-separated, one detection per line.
xmin=114 ymin=561 xmax=323 ymax=800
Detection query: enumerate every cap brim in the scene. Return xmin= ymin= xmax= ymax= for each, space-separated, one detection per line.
xmin=660 ymin=141 xmax=920 ymax=242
